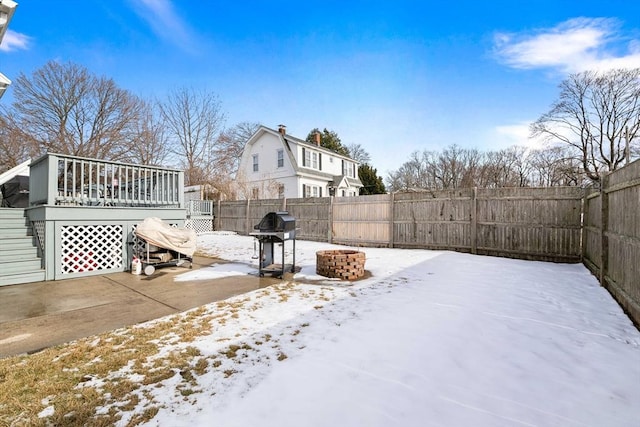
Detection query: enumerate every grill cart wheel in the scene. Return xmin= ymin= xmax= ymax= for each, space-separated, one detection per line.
xmin=144 ymin=264 xmax=156 ymax=276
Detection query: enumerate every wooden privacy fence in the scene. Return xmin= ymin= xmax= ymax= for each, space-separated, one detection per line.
xmin=583 ymin=159 xmax=640 ymax=326
xmin=215 ymin=186 xmax=584 ymax=263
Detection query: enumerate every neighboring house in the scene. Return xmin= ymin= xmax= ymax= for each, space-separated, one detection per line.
xmin=0 ymin=0 xmax=18 ymax=99
xmin=237 ymin=125 xmax=363 ymax=199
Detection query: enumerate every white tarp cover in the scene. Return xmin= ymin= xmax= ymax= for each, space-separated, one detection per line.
xmin=135 ymin=217 xmax=197 ymax=258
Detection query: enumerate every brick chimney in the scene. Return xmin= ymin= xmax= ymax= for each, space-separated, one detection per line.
xmin=278 ymin=124 xmax=287 ymax=135
xmin=314 ymin=131 xmax=321 ymax=146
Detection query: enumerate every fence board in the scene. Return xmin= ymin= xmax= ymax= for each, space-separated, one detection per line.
xmin=333 ymin=194 xmax=391 ymax=246
xmin=286 ymin=197 xmax=330 ymax=242
xmin=475 ymin=187 xmax=583 ymax=262
xmin=585 ymin=159 xmax=640 ymax=326
xmin=393 ymin=190 xmax=473 ymax=250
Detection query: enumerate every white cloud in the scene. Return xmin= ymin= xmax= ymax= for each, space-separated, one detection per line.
xmin=494 ymin=17 xmax=640 ymax=73
xmin=0 ymin=30 xmax=30 ymax=52
xmin=494 ymin=122 xmax=545 ymax=150
xmin=129 ymin=0 xmax=198 ymax=54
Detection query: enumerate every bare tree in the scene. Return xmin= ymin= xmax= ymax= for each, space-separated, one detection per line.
xmin=345 ymin=143 xmax=371 ymax=165
xmin=12 ymin=60 xmax=146 ymax=161
xmin=387 ymin=145 xmax=542 ymax=192
xmin=0 ymin=109 xmax=35 ymax=172
xmin=157 ymin=87 xmax=226 ymax=186
xmin=122 ymin=101 xmax=169 ymax=166
xmin=531 ymin=68 xmax=640 ymax=182
xmin=216 ymin=121 xmax=260 ymax=176
xmin=529 ymin=146 xmax=582 ymax=186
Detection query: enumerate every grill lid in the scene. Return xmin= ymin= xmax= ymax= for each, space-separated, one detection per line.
xmin=254 ymin=211 xmax=296 ymax=232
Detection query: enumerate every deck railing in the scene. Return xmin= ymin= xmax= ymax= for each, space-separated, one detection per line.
xmin=29 ymin=153 xmax=185 ymax=208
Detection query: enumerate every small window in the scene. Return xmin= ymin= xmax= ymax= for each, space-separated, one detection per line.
xmin=304 ymin=150 xmax=311 ymax=168
xmin=278 ymin=184 xmax=285 ymax=199
xmin=277 ymin=149 xmax=284 ymax=168
xmin=252 ymin=187 xmax=259 ymax=199
xmin=312 ymin=186 xmax=318 ymax=197
xmin=312 ymin=152 xmax=318 ymax=169
xmin=252 ymin=154 xmax=259 ymax=172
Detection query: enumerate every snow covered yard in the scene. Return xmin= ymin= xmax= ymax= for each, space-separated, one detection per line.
xmin=99 ymin=231 xmax=640 ymax=427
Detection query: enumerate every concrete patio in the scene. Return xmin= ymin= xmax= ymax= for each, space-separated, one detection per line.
xmin=0 ymin=256 xmax=280 ymax=358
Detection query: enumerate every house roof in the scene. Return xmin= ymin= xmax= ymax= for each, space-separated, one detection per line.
xmin=259 ymin=125 xmax=360 ymax=164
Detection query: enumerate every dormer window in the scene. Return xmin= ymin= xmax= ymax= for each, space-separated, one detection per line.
xmin=302 ymin=147 xmax=322 ymax=171
xmin=304 ymin=149 xmax=311 ymax=167
xmin=252 ymin=154 xmax=259 ymax=172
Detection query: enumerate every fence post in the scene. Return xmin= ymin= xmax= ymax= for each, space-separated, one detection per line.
xmin=470 ymin=187 xmax=477 ymax=254
xmin=599 ymin=174 xmax=609 ymax=286
xmin=215 ymin=199 xmax=222 ymax=231
xmin=246 ymin=198 xmax=251 ymax=236
xmin=282 ymin=197 xmax=287 ymax=212
xmin=389 ymin=192 xmax=395 ymax=248
xmin=328 ymin=196 xmax=334 ymax=244
xmin=581 ymin=188 xmax=588 ymax=262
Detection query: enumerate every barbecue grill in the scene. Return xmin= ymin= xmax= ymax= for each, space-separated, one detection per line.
xmin=250 ymin=211 xmax=296 ymax=278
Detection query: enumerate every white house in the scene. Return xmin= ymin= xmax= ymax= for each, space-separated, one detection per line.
xmin=236 ymin=125 xmax=363 ymax=199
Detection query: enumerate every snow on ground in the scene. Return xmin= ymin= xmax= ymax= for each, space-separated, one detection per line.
xmin=128 ymin=232 xmax=639 ymax=427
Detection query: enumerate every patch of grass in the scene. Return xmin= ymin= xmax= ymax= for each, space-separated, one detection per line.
xmin=194 ymin=358 xmax=208 ymax=376
xmin=179 ymin=387 xmax=197 ymax=397
xmin=223 ymin=369 xmax=237 ymax=378
xmin=0 ymin=302 xmax=223 ymax=426
xmin=127 ymin=406 xmax=159 ymax=427
xmin=277 ymin=352 xmax=288 ymax=361
xmin=221 ymin=344 xmax=241 ymax=359
xmin=142 ymin=368 xmax=175 ymax=386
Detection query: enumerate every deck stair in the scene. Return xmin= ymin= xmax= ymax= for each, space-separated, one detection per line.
xmin=0 ymin=208 xmax=45 ymax=286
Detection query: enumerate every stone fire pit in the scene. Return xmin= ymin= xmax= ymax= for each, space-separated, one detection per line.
xmin=316 ymin=249 xmax=366 ymax=280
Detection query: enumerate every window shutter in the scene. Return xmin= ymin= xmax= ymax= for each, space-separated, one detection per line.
xmin=302 ymin=185 xmax=307 ymax=198
xmin=302 ymin=148 xmax=306 ymax=166
xmin=319 ymin=187 xmax=322 ymax=197
xmin=342 ymin=159 xmax=345 ymax=176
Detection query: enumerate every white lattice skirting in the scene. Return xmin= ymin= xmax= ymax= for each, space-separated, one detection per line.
xmin=185 ymin=217 xmax=213 ymax=234
xmin=61 ymin=224 xmax=123 ymax=274
xmin=32 ymin=220 xmax=46 ymax=252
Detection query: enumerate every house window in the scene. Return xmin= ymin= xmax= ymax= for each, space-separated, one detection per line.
xmin=252 ymin=187 xmax=259 ymax=199
xmin=278 ymin=184 xmax=285 ymax=199
xmin=252 ymin=154 xmax=259 ymax=172
xmin=303 ymin=184 xmax=323 ymax=198
xmin=304 ymin=150 xmax=311 ymax=168
xmin=312 ymin=152 xmax=318 ymax=169
xmin=343 ymin=161 xmax=354 ymax=178
xmin=277 ymin=149 xmax=284 ymax=168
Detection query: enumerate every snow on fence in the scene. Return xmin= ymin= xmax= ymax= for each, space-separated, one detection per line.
xmin=583 ymin=159 xmax=640 ymax=326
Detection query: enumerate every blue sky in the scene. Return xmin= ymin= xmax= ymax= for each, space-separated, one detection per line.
xmin=2 ymin=0 xmax=640 ymax=174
